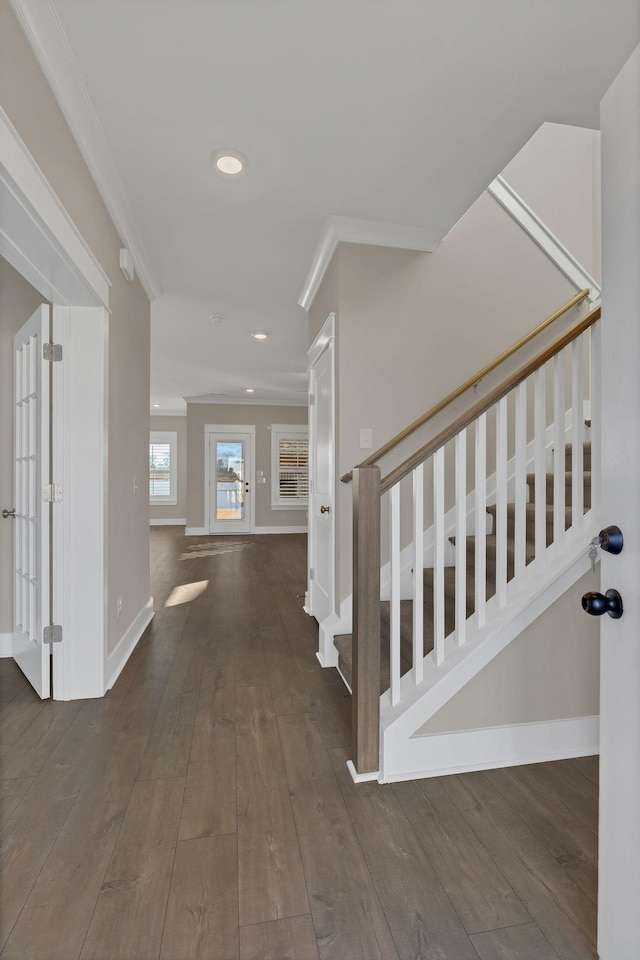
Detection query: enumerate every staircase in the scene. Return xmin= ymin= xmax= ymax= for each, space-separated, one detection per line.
xmin=335 ymin=441 xmax=592 ymax=694
xmin=334 ymin=298 xmax=601 ymax=783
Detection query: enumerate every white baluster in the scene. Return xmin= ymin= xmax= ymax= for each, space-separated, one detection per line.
xmin=390 ymin=484 xmax=401 ymax=705
xmin=534 ymin=364 xmax=547 ymax=571
xmin=474 ymin=414 xmax=487 ymax=628
xmin=589 ymin=324 xmax=600 ymax=517
xmin=553 ymin=350 xmax=566 ymax=550
xmin=455 ymin=430 xmax=467 ymax=645
xmin=514 ymin=381 xmax=527 ymax=584
xmin=433 ymin=447 xmax=445 ymax=666
xmin=496 ymin=397 xmax=508 ymax=608
xmin=412 ymin=464 xmax=424 ymax=684
xmin=571 ymin=334 xmax=585 ymax=528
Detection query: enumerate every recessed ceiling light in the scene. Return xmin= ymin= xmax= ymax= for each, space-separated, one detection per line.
xmin=245 ymin=388 xmax=255 ymax=394
xmin=152 ymin=403 xmax=160 ymax=408
xmin=251 ymin=332 xmax=268 ymax=341
xmin=211 ymin=150 xmax=247 ymax=176
xmin=210 ymin=314 xmax=224 ymax=324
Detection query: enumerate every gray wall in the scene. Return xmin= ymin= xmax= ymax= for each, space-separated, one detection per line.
xmin=0 ymin=258 xmax=49 ymax=636
xmin=415 ymin=569 xmax=600 ymax=734
xmin=186 ymin=403 xmax=308 ymax=530
xmin=502 ymin=122 xmax=601 ymax=284
xmin=149 ymin=415 xmax=188 ymax=522
xmin=1 ymin=1 xmax=151 ymax=656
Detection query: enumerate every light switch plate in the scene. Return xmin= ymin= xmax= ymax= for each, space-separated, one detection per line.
xmin=360 ymin=428 xmax=373 ymax=449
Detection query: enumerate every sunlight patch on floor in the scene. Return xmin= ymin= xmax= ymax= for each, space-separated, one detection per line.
xmin=165 ymin=580 xmax=209 ymax=606
xmin=180 ymin=540 xmax=254 ymax=561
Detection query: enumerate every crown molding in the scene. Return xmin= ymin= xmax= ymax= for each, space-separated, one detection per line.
xmin=185 ymin=395 xmax=307 ymax=407
xmin=10 ymin=0 xmax=162 ymax=302
xmin=298 ymin=215 xmax=434 ymax=311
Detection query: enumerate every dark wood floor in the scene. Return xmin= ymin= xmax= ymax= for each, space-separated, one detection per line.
xmin=0 ymin=527 xmax=598 ymax=959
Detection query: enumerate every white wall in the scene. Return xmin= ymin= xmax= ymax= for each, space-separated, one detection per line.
xmin=598 ymin=43 xmax=640 ymax=960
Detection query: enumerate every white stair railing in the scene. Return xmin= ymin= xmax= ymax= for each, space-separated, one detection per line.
xmin=350 ymin=306 xmax=600 ymax=777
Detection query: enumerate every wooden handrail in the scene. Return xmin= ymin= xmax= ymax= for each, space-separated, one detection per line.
xmin=340 ymin=288 xmax=590 ymax=483
xmin=380 ymin=306 xmax=600 ymax=494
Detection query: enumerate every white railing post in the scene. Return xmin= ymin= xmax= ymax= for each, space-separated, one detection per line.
xmin=495 ymin=397 xmax=508 ymax=608
xmin=412 ymin=464 xmax=424 ymax=683
xmin=514 ymin=381 xmax=527 ymax=584
xmin=571 ymin=334 xmax=585 ymax=527
xmin=553 ymin=350 xmax=566 ymax=551
xmin=474 ymin=413 xmax=487 ymax=628
xmin=433 ymin=447 xmax=445 ymax=666
xmin=534 ymin=364 xmax=547 ymax=571
xmin=455 ymin=430 xmax=467 ymax=645
xmin=589 ymin=324 xmax=600 ymax=517
xmin=390 ymin=483 xmax=401 ymax=704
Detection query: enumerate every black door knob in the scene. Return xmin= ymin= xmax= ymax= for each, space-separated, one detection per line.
xmin=582 ymin=589 xmax=623 ymax=619
xmin=598 ymin=525 xmax=624 ymax=555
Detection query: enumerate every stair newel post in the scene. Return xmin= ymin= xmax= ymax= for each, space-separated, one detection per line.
xmin=352 ymin=464 xmax=381 ymax=776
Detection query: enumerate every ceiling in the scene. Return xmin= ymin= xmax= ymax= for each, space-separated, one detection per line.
xmin=15 ymin=1 xmax=640 ymax=413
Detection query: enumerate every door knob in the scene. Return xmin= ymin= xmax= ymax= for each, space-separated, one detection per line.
xmin=582 ymin=589 xmax=623 ymax=619
xmin=597 ymin=525 xmax=624 ymax=555
xmin=320 ymin=505 xmax=330 ymax=514
xmin=2 ymin=508 xmax=15 ymax=519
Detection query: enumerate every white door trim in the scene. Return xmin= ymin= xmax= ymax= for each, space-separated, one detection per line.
xmin=0 ymin=107 xmax=111 ymax=308
xmin=1 ymin=101 xmax=110 ymax=699
xmin=203 ymin=424 xmax=256 ymax=534
xmin=307 ymin=314 xmax=336 ymax=653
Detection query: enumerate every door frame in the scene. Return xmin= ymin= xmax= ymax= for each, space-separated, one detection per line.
xmin=307 ymin=313 xmax=337 ymax=663
xmin=1 ymin=106 xmax=110 ymax=699
xmin=203 ymin=424 xmax=256 ymax=534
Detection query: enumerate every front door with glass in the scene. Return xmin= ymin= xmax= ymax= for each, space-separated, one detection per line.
xmin=208 ymin=429 xmax=253 ymax=534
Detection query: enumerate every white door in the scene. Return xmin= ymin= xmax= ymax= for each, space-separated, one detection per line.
xmin=308 ymin=317 xmax=335 ymax=623
xmin=208 ymin=430 xmax=253 ymax=534
xmin=597 ymin=46 xmax=640 ymax=959
xmin=12 ymin=305 xmax=51 ymax=698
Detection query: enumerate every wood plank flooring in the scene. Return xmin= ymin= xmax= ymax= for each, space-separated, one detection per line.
xmin=0 ymin=527 xmax=598 ymax=959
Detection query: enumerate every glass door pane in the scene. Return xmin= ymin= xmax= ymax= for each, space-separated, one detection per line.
xmin=216 ymin=440 xmax=245 ymax=521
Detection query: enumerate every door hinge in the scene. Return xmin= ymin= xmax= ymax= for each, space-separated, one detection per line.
xmin=309 ymin=568 xmax=315 ymax=580
xmin=43 ymin=343 xmax=62 ymax=362
xmin=42 ymin=484 xmax=63 ymax=503
xmin=43 ymin=624 xmax=62 ymax=645
xmin=309 ymin=393 xmax=315 ymax=406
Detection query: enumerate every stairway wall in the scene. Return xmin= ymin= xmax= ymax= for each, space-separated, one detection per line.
xmin=502 ymin=122 xmax=601 ymax=284
xmin=312 ymin=192 xmax=581 ymax=608
xmin=414 ymin=569 xmax=600 ymax=735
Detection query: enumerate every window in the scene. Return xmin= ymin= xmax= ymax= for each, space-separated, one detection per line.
xmin=149 ymin=431 xmax=177 ymax=505
xmin=271 ymin=424 xmax=309 ymax=509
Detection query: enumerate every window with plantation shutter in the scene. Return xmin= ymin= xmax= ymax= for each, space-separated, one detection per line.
xmin=150 ymin=431 xmax=177 ymax=505
xmin=271 ymin=424 xmax=309 ymax=509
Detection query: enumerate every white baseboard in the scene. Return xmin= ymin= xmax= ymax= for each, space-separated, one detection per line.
xmin=150 ymin=518 xmax=186 ymax=526
xmin=381 ymin=714 xmax=599 ymax=783
xmin=0 ymin=632 xmax=14 ymax=657
xmin=253 ymin=525 xmax=307 ymax=534
xmin=185 ymin=526 xmax=207 ymax=536
xmin=105 ymin=597 xmax=154 ymax=690
xmin=346 ymin=760 xmax=379 ymax=783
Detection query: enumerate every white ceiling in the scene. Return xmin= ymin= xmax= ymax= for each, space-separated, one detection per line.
xmin=17 ymin=1 xmax=640 ymax=413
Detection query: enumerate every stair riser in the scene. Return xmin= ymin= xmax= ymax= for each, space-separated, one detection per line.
xmin=527 ymin=474 xmax=591 ymax=509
